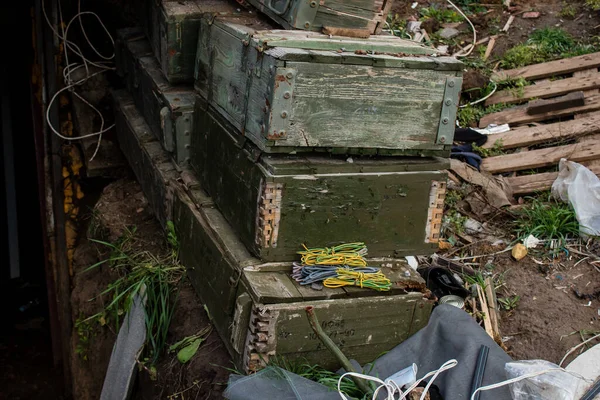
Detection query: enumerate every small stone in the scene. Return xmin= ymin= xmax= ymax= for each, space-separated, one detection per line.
xmin=512 ymin=243 xmax=528 ymax=261
xmin=438 ymin=27 xmax=460 ymax=39
xmin=406 ymin=20 xmax=422 ymax=33
xmin=523 ymin=11 xmax=540 ymax=19
xmin=437 ymin=45 xmax=449 ymax=54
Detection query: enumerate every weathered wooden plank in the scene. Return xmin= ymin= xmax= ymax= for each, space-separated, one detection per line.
xmin=508 ymin=161 xmax=600 ymax=194
xmin=485 ymin=75 xmax=600 ymax=106
xmin=253 ymin=31 xmax=439 ymax=55
xmin=527 ymin=92 xmax=585 ymax=115
xmin=242 ymin=0 xmax=393 ymax=33
xmin=195 ymin=15 xmax=461 ymax=155
xmin=243 ymin=293 xmax=432 ymax=371
xmin=479 ymin=93 xmax=600 ymax=128
xmin=192 ymin=99 xmax=448 ymax=261
xmin=112 ymin=90 xmax=179 ymax=227
xmin=491 ymin=52 xmax=600 ymax=81
xmin=481 ymin=136 xmax=600 ymax=173
xmin=277 ymin=61 xmax=450 ymax=150
xmin=481 ymin=115 xmax=600 ymax=149
xmin=242 ymin=271 xmax=304 ymax=304
xmin=115 ymin=29 xmax=195 ymax=164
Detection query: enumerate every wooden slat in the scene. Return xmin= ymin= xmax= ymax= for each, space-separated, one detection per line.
xmin=479 ymin=94 xmax=600 ymax=128
xmin=491 ymin=52 xmax=600 ymax=81
xmin=482 ymin=136 xmax=600 ymax=173
xmin=485 ymin=75 xmax=600 ymax=106
xmin=508 ymin=161 xmax=600 ymax=194
xmin=527 ymin=92 xmax=585 ymax=115
xmin=481 ymin=115 xmax=600 ymax=149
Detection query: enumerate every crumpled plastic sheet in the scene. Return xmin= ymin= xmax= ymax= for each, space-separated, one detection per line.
xmin=552 ymin=158 xmax=600 ymax=238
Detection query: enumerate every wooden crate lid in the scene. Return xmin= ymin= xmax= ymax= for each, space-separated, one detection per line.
xmin=204 ymin=14 xmax=463 ymax=71
xmin=261 ymin=154 xmax=450 ymax=175
xmin=242 ymin=260 xmax=428 ymax=305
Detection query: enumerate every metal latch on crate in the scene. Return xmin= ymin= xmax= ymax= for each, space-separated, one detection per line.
xmin=436 ymin=77 xmax=462 ymax=145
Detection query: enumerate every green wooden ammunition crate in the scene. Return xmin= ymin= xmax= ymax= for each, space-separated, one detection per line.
xmin=115 ymin=28 xmax=195 ymax=165
xmin=191 ymin=96 xmax=448 ymax=262
xmin=113 ymin=90 xmax=179 ymax=227
xmin=111 ymin=90 xmax=433 ymax=372
xmin=141 ymin=0 xmax=240 ymax=83
xmin=194 ymin=15 xmax=463 ymax=156
xmin=241 ymin=0 xmax=393 ymax=34
xmin=172 ymin=181 xmax=434 ymax=372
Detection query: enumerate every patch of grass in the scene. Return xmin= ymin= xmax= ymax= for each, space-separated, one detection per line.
xmin=457 ymin=103 xmax=509 ymax=127
xmin=498 ymin=295 xmax=520 ymax=311
xmin=268 ymin=357 xmax=369 ymax=399
xmin=444 ymin=188 xmax=466 ymax=209
xmin=443 ymin=210 xmax=468 ymax=235
xmin=560 ymin=3 xmax=578 ymax=18
xmin=512 ymin=196 xmax=579 ymax=243
xmin=420 ymin=4 xmax=462 ymax=23
xmin=84 ymin=223 xmax=185 ymax=366
xmin=586 ymin=0 xmax=600 ymax=11
xmin=75 ymin=314 xmax=98 ymax=361
xmin=472 ymin=139 xmax=505 ymax=157
xmin=501 ymin=28 xmax=599 ymax=69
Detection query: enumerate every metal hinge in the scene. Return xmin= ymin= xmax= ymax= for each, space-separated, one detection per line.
xmin=265 ymin=67 xmax=295 ymax=141
xmin=174 ymin=112 xmax=193 ymax=165
xmin=435 ymin=77 xmax=462 ymax=145
xmin=290 ymin=0 xmax=319 ymax=30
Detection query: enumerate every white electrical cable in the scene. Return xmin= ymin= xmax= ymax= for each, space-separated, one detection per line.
xmin=559 ymin=332 xmax=600 ymax=367
xmin=459 ymin=80 xmax=498 ymax=109
xmin=470 ymin=367 xmax=593 ymax=400
xmin=336 ymin=359 xmax=458 ymax=400
xmin=446 ymin=0 xmax=477 ymax=58
xmin=43 ymin=0 xmax=116 ymax=161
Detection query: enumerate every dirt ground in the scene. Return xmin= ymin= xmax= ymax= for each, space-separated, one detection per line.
xmin=393 ymin=0 xmax=600 ymax=58
xmin=443 ymin=242 xmax=600 ymax=364
xmin=70 ymin=177 xmax=231 ymax=400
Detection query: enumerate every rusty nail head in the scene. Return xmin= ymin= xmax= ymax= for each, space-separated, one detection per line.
xmin=283 ymin=91 xmax=291 ymax=99
xmin=445 ymin=99 xmax=452 ymax=106
xmin=286 ymin=72 xmax=293 ymax=79
xmin=280 ymin=111 xmax=288 ymax=118
xmin=304 ymin=22 xmax=310 ymax=28
xmin=442 ymin=117 xmax=449 ymax=124
xmin=310 ymin=1 xmax=317 ymax=7
xmin=279 ymin=130 xmax=286 ymax=136
xmin=448 ymin=81 xmax=455 ymax=88
xmin=439 ymin=137 xmax=446 ymax=143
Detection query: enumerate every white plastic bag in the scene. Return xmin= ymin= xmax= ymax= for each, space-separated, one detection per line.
xmin=551 ymin=158 xmax=600 ymax=237
xmin=505 ymin=360 xmax=586 ymax=400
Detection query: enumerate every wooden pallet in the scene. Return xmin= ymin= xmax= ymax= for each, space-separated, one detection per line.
xmin=479 ymin=52 xmax=600 ymax=194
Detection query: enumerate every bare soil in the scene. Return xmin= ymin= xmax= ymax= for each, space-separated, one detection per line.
xmin=70 ymin=177 xmax=231 ymax=400
xmin=495 ymin=250 xmax=600 ymax=364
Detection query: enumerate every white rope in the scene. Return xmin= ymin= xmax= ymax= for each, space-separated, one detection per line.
xmin=559 ymin=332 xmax=600 ymax=367
xmin=447 ymin=0 xmax=477 ymax=57
xmin=336 ymin=359 xmax=458 ymax=400
xmin=470 ymin=367 xmax=593 ymax=400
xmin=43 ymin=0 xmax=116 ymax=161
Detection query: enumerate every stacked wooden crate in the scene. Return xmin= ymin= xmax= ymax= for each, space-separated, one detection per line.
xmin=113 ymin=0 xmax=463 ymax=372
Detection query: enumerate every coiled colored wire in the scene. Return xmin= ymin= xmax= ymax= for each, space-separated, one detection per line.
xmin=324 ymin=269 xmax=391 ymax=291
xmin=298 ymin=242 xmax=368 ymax=267
xmin=291 ymin=263 xmax=391 ymax=291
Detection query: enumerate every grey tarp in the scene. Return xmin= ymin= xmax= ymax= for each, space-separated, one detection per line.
xmin=224 ymin=304 xmax=513 ymax=400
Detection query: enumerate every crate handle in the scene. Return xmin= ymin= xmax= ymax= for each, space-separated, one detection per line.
xmin=266 ymin=0 xmax=291 ymax=15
